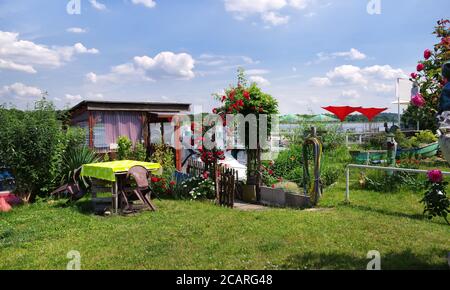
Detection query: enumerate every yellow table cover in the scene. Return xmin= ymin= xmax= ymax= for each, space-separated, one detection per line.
xmin=81 ymin=160 xmax=162 ymax=182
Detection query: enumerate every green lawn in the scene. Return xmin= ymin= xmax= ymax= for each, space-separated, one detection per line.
xmin=1 ymin=177 xmax=449 ymax=270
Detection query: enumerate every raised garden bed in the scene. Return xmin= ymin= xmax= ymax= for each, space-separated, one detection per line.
xmin=260 ymin=186 xmax=311 ymax=209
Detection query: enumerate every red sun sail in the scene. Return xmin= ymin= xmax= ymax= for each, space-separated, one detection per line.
xmin=322 ymin=106 xmax=361 ymax=122
xmin=356 ymin=107 xmax=387 ymax=121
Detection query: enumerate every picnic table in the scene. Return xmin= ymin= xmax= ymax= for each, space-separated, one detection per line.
xmin=81 ymin=160 xmax=162 ymax=214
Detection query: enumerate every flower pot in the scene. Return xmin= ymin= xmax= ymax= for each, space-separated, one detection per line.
xmin=285 ymin=192 xmax=311 ymax=209
xmin=241 ymin=184 xmax=257 ymax=203
xmin=260 ymin=186 xmax=286 ymax=207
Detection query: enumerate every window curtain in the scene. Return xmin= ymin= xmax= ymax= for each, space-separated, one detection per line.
xmin=94 ymin=111 xmax=143 ymax=147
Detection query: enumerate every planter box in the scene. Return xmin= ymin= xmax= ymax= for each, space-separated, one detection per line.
xmin=285 ymin=192 xmax=311 ymax=209
xmin=260 ymin=186 xmax=285 ymax=207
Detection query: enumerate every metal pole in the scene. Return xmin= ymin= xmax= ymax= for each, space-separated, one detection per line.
xmin=345 ymin=167 xmax=350 ymax=203
xmin=396 ymin=78 xmax=401 ymax=128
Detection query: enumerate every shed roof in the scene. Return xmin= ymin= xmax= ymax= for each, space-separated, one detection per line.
xmin=69 ymin=100 xmax=191 ymax=115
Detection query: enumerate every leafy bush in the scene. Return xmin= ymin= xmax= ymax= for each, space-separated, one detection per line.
xmin=410 ymin=130 xmax=437 ymax=148
xmin=0 ymin=99 xmax=86 ymax=201
xmin=421 ymin=172 xmax=449 ymax=224
xmin=117 ymin=136 xmax=133 ymax=160
xmin=178 ymin=176 xmax=215 ymax=200
xmin=61 ymin=146 xmax=99 ymax=186
xmin=362 ymin=133 xmax=386 ymax=150
xmin=133 ymin=142 xmax=147 ymax=161
xmin=272 ymin=144 xmax=303 ymax=183
xmin=362 ymin=169 xmax=424 ymax=193
xmin=321 ymin=164 xmax=342 ymax=187
xmin=150 ymin=144 xmax=175 ymax=182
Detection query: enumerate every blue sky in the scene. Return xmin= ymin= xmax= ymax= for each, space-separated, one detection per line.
xmin=0 ymin=0 xmax=449 ymax=113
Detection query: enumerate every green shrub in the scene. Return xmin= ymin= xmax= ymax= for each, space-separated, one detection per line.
xmin=133 ymin=142 xmax=147 ymax=161
xmin=272 ymin=144 xmax=303 ymax=181
xmin=61 ymin=146 xmax=99 ymax=186
xmin=0 ymin=99 xmax=85 ymax=201
xmin=117 ymin=136 xmax=133 ymax=160
xmin=321 ymin=164 xmax=342 ymax=187
xmin=362 ymin=133 xmax=386 ymax=150
xmin=362 ymin=169 xmax=424 ymax=193
xmin=178 ymin=176 xmax=215 ymax=200
xmin=410 ymin=130 xmax=437 ymax=148
xmin=150 ymin=144 xmax=175 ymax=181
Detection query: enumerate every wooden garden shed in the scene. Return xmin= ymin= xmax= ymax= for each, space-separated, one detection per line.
xmin=68 ymin=100 xmax=191 ymax=170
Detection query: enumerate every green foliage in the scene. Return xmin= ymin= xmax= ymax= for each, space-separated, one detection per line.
xmin=133 ymin=142 xmax=147 ymax=161
xmin=321 ymin=164 xmax=342 ymax=187
xmin=289 ymin=122 xmax=345 ymax=151
xmin=150 ymin=144 xmax=175 ymax=181
xmin=272 ymin=145 xmax=303 ymax=185
xmin=0 ymin=99 xmax=85 ymax=201
xmin=410 ymin=130 xmax=438 ymax=148
xmin=362 ymin=133 xmax=385 ymax=150
xmin=178 ymin=176 xmax=215 ymax=200
xmin=421 ymin=180 xmax=450 ymax=224
xmin=362 ymin=169 xmax=424 ymax=193
xmin=61 ymin=146 xmax=99 ymax=186
xmin=395 ymin=130 xmax=412 ymax=149
xmin=117 ymin=136 xmax=133 ymax=160
xmin=402 ymin=19 xmax=450 ymax=131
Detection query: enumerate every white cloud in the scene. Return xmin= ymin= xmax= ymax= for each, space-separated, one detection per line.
xmin=65 ymin=94 xmax=82 ymax=101
xmin=67 ymin=27 xmax=87 ymax=34
xmin=341 ymin=89 xmax=360 ymax=99
xmin=246 ymin=69 xmax=270 ymax=75
xmin=362 ymin=65 xmax=405 ymax=79
xmin=261 ymin=11 xmax=290 ymax=26
xmin=326 ymin=65 xmax=367 ymax=85
xmin=0 ymin=59 xmax=36 ymax=74
xmin=89 ymin=0 xmax=106 ymax=11
xmin=310 ymin=48 xmax=367 ymax=64
xmin=1 ymin=82 xmax=42 ymax=99
xmin=249 ymin=75 xmax=270 ymax=86
xmin=224 ymin=0 xmax=311 ymax=26
xmin=333 ymin=48 xmax=367 ymax=60
xmin=87 ymin=92 xmax=104 ymax=100
xmin=309 ymin=77 xmax=331 ymax=87
xmin=0 ymin=31 xmax=99 ymax=74
xmin=87 ymin=51 xmax=195 ymax=84
xmin=131 ymin=0 xmax=156 ymax=8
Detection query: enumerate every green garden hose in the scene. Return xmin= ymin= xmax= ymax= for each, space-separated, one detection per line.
xmin=303 ymin=136 xmax=323 ymax=206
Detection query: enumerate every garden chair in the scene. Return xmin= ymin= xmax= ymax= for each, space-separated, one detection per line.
xmin=119 ymin=165 xmax=157 ymax=212
xmin=50 ymin=167 xmax=88 ymax=202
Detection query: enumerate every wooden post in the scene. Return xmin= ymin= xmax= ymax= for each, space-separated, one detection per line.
xmin=88 ymin=111 xmax=94 ymax=149
xmin=174 ymin=120 xmax=182 ymax=171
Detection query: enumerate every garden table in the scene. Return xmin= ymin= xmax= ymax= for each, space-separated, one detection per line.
xmin=81 ymin=160 xmax=162 ymax=214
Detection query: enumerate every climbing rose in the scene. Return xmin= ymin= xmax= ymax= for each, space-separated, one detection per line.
xmin=411 ymin=94 xmax=425 ymax=107
xmin=202 ymin=171 xmax=210 ymax=179
xmin=229 ymin=90 xmax=235 ymax=101
xmin=410 ymin=72 xmax=418 ymax=79
xmin=424 ymin=49 xmax=432 ymax=60
xmin=243 ymin=91 xmax=250 ymax=100
xmin=427 ymin=170 xmax=443 ymax=183
xmin=212 ymin=108 xmax=218 ymax=114
xmin=417 ymin=63 xmax=425 ymax=71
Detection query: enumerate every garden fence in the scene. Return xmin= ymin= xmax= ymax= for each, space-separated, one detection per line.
xmin=215 ymin=164 xmax=238 ymax=208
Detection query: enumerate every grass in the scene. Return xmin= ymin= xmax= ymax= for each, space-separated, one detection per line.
xmin=0 ymin=173 xmax=449 ymax=270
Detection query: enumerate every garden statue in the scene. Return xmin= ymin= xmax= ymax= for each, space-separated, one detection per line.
xmin=384 ymin=123 xmax=398 ymax=168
